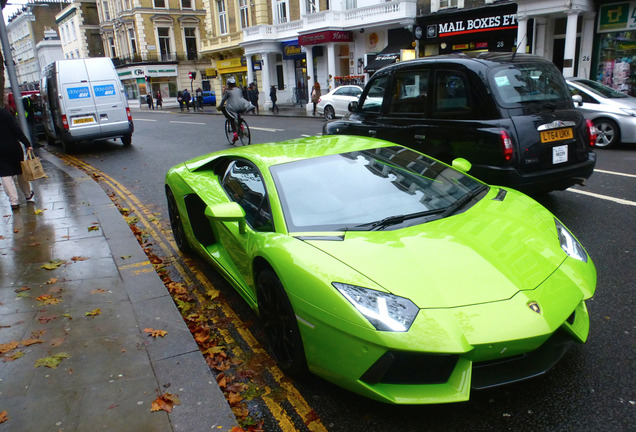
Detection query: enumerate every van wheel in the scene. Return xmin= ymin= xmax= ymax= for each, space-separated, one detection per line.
xmin=121 ymin=134 xmax=132 ymax=146
xmin=593 ymin=119 xmax=619 ymax=148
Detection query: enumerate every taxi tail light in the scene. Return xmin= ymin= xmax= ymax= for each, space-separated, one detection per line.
xmin=61 ymin=114 xmax=69 ymax=130
xmin=126 ymin=107 xmax=133 ymax=123
xmin=586 ymin=119 xmax=596 ymax=147
xmin=500 ymin=130 xmax=513 ymax=161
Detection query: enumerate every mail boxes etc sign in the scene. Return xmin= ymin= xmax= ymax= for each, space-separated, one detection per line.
xmin=598 ymin=1 xmax=636 ymax=32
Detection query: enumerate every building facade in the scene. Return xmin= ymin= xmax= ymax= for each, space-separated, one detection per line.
xmin=56 ymin=0 xmax=103 ymax=60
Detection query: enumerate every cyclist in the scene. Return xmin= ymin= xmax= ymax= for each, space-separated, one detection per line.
xmin=217 ymin=77 xmax=254 ymax=144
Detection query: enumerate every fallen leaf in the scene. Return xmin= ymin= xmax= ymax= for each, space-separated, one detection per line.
xmin=0 ymin=342 xmax=19 ymax=355
xmin=14 ymin=286 xmax=30 ymax=293
xmin=21 ymin=338 xmax=44 ymax=347
xmin=41 ymin=259 xmax=66 ymax=270
xmin=34 ymin=352 xmax=70 ymax=369
xmin=34 ymin=209 xmax=44 ymax=215
xmin=90 ymin=289 xmax=107 ymax=294
xmin=85 ymin=308 xmax=101 ymax=317
xmin=46 ymin=278 xmax=58 ymax=284
xmin=3 ymin=351 xmax=24 ymax=362
xmin=50 ymin=337 xmax=66 ymax=347
xmin=150 ymin=393 xmax=180 ymax=413
xmin=38 ymin=315 xmax=57 ymax=324
xmin=71 ymin=256 xmax=88 ymax=261
xmin=16 ymin=292 xmax=30 ymax=298
xmin=0 ymin=411 xmax=7 ymax=424
xmin=120 ymin=255 xmax=132 ymax=259
xmin=36 ymin=295 xmax=62 ymax=305
xmin=87 ymin=225 xmax=100 ymax=231
xmin=144 ymin=328 xmax=167 ymax=338
xmin=62 ymin=314 xmax=73 ymax=319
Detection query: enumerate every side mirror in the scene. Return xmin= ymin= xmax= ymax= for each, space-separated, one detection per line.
xmin=348 ymin=100 xmax=359 ymax=112
xmin=452 ymin=158 xmax=472 ymax=173
xmin=205 ymin=202 xmax=246 ymax=234
xmin=571 ymin=94 xmax=583 ymax=106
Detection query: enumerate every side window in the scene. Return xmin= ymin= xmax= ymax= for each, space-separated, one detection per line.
xmin=569 ymin=86 xmax=597 ymax=104
xmin=433 ymin=70 xmax=472 ymax=119
xmin=359 ymin=75 xmax=390 ymax=113
xmin=221 ymin=160 xmax=273 ymax=231
xmin=388 ymin=69 xmax=429 ymax=115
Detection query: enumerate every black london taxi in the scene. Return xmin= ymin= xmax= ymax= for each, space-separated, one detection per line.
xmin=323 ymin=53 xmax=597 ymax=194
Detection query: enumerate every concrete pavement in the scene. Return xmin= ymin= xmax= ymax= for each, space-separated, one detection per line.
xmin=0 ymin=150 xmax=238 ymax=431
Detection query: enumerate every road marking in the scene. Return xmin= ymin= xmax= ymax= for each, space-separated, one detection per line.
xmin=594 ymin=169 xmax=636 ymax=179
xmin=567 ymin=188 xmax=636 ymax=206
xmin=59 ymin=154 xmax=327 ymax=432
xmin=133 ymin=118 xmax=158 ymax=122
xmin=169 ymin=120 xmax=207 ymax=125
xmin=250 ymin=126 xmax=284 ymax=132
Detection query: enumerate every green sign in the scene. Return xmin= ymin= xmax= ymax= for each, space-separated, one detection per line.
xmin=598 ymin=1 xmax=636 ymax=32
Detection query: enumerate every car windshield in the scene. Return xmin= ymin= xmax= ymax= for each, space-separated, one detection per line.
xmin=571 ymin=79 xmax=630 ymax=99
xmin=491 ymin=62 xmax=571 ymax=105
xmin=270 ymin=146 xmax=487 ymax=232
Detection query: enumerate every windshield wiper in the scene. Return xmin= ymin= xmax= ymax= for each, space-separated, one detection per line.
xmin=353 ymin=209 xmax=445 ymax=231
xmin=440 ymin=185 xmax=489 ymax=218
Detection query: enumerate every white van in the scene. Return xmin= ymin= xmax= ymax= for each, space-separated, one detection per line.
xmin=41 ymin=57 xmax=134 ymax=152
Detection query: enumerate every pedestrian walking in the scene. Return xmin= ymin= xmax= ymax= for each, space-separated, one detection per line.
xmin=0 ymin=107 xmax=35 ymax=210
xmin=177 ymin=91 xmax=184 ymax=111
xmin=22 ymin=95 xmax=36 ymax=142
xmin=146 ymin=93 xmax=154 ymax=110
xmin=182 ymin=89 xmax=191 ymax=111
xmin=195 ymin=88 xmax=204 ymax=111
xmin=248 ymin=83 xmax=259 ymax=115
xmin=155 ymin=91 xmax=163 ymax=109
xmin=270 ymin=86 xmax=278 ymax=114
xmin=311 ymin=82 xmax=321 ymax=116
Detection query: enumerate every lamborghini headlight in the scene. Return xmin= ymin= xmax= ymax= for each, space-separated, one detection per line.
xmin=555 ymin=219 xmax=588 ymax=262
xmin=333 ymin=282 xmax=419 ymax=332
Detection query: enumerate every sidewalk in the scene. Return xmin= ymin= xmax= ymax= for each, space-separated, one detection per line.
xmin=0 ymin=151 xmax=238 ymax=431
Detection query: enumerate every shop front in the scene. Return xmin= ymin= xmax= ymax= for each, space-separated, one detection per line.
xmin=116 ymin=64 xmax=179 ymax=106
xmin=283 ymin=40 xmax=308 ymax=104
xmin=595 ymin=1 xmax=636 ymax=96
xmin=217 ymin=57 xmax=248 ymax=90
xmin=414 ymin=3 xmax=518 ymax=57
xmin=298 ymin=30 xmax=354 ymax=90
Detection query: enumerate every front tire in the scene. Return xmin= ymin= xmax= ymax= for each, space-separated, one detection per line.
xmin=324 ymin=105 xmax=335 ymax=121
xmin=238 ymin=119 xmax=251 ymax=145
xmin=257 ymin=269 xmax=307 ymax=376
xmin=224 ymin=119 xmax=233 ymax=144
xmin=593 ymin=118 xmax=620 ymax=148
xmin=166 ymin=187 xmax=191 ymax=253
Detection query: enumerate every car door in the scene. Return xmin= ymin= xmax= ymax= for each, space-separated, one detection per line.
xmin=214 ymin=159 xmax=274 ymax=299
xmin=345 ymin=74 xmax=392 ymax=139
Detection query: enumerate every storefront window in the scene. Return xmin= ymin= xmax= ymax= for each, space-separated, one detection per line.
xmin=596 ymin=31 xmax=635 ymax=96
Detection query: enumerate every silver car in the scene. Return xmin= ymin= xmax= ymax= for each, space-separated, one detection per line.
xmin=567 ymin=78 xmax=636 ymax=148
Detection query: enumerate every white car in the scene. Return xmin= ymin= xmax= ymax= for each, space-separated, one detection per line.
xmin=316 ymin=85 xmax=363 ymax=120
xmin=567 ymin=78 xmax=636 ymax=148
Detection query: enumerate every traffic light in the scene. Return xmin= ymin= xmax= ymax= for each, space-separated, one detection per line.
xmin=189 ymin=71 xmax=196 ymax=80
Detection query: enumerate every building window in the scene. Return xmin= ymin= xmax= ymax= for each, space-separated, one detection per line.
xmin=218 ymin=0 xmax=228 ymax=35
xmin=124 ymin=0 xmax=131 ymax=9
xmin=154 ymin=0 xmax=166 ymax=8
xmin=70 ymin=25 xmax=77 ymax=41
xmin=433 ymin=0 xmax=463 ymax=12
xmin=129 ymin=28 xmax=137 ymax=55
xmin=344 ymin=0 xmax=355 ymax=10
xmin=239 ymin=0 xmax=249 ymax=28
xmin=108 ymin=37 xmax=116 ymax=57
xmin=102 ymin=1 xmax=110 ymax=20
xmin=158 ymin=27 xmax=171 ymax=61
xmin=181 ymin=0 xmax=192 ymax=8
xmin=276 ymin=0 xmax=288 ymax=24
xmin=185 ymin=28 xmax=197 ymax=60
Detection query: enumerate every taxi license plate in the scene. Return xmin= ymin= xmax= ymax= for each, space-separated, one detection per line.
xmin=553 ymin=144 xmax=568 ymax=164
xmin=72 ymin=117 xmax=95 ymax=125
xmin=540 ymin=128 xmax=573 ymax=143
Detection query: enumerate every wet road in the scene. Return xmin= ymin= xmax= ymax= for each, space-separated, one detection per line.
xmin=44 ymin=110 xmax=636 ymax=431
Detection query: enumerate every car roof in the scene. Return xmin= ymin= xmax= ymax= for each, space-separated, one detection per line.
xmin=373 ymin=52 xmax=555 ymax=76
xmin=184 ymin=135 xmax=394 ymax=171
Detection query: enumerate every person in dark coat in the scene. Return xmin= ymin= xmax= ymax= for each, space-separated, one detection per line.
xmin=248 ymin=83 xmax=259 ymax=114
xmin=270 ymin=86 xmax=278 ymax=113
xmin=0 ymin=108 xmax=34 ymax=210
xmin=182 ymin=89 xmax=191 ymax=111
xmin=177 ymin=91 xmax=184 ymax=111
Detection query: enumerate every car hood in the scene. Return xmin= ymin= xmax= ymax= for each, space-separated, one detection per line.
xmin=302 ymin=191 xmax=565 ymax=309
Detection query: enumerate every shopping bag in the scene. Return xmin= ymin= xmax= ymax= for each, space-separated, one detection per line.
xmin=20 ymin=149 xmax=46 ymax=181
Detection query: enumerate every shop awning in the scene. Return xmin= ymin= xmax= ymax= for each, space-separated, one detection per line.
xmin=365 ymin=29 xmax=414 ymax=75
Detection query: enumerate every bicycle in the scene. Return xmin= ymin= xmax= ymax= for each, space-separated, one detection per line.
xmin=224 ymin=113 xmax=251 ymax=145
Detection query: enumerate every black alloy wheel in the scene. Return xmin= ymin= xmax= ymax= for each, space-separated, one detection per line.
xmin=324 ymin=105 xmax=335 ymax=121
xmin=593 ymin=118 xmax=620 ymax=148
xmin=257 ymin=269 xmax=307 ymax=376
xmin=166 ymin=187 xmax=190 ymax=253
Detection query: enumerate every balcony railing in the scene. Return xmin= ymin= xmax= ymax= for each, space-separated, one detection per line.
xmin=112 ymin=52 xmax=205 ymax=66
xmin=243 ymin=0 xmax=417 ymax=44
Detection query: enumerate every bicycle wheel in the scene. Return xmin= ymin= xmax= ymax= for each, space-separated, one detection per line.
xmin=238 ymin=119 xmax=251 ymax=145
xmin=224 ymin=119 xmax=233 ymax=144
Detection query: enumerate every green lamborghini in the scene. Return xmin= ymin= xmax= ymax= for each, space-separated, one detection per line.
xmin=165 ymin=135 xmax=596 ymax=404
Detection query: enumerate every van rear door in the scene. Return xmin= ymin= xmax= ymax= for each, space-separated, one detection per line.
xmin=59 ymin=60 xmax=99 ymax=138
xmin=85 ymin=59 xmax=129 ymax=136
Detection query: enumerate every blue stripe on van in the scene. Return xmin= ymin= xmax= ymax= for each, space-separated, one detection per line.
xmin=93 ymin=84 xmax=116 ymax=97
xmin=67 ymin=87 xmax=91 ymax=99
